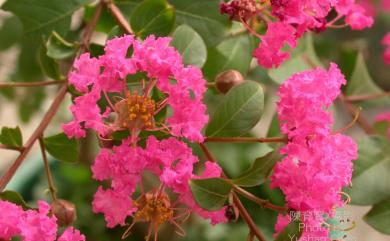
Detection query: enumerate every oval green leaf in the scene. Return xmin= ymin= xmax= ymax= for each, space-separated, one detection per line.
xmin=189 ymin=178 xmax=232 ymax=211
xmin=171 ymin=25 xmax=207 ymax=68
xmin=130 ymin=0 xmax=175 ymax=39
xmin=0 ymin=126 xmax=23 ymax=148
xmin=0 ymin=190 xmax=33 ymax=210
xmin=43 ymin=133 xmax=79 ymax=163
xmin=46 ymin=31 xmax=76 ymax=60
xmin=364 ymin=198 xmax=390 ymax=234
xmin=206 ymin=81 xmax=264 ymax=137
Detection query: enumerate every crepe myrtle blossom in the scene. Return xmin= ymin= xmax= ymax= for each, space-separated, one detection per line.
xmin=91 ymin=136 xmax=227 ymax=240
xmin=382 ymin=32 xmax=390 ymax=66
xmin=220 ymin=0 xmax=373 ymax=68
xmin=62 ymin=35 xmax=208 ymax=143
xmin=270 ymin=64 xmax=358 ymax=239
xmin=0 ymin=200 xmax=85 ymax=241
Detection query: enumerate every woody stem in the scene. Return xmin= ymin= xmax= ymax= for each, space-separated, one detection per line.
xmin=38 ymin=137 xmax=57 ymax=201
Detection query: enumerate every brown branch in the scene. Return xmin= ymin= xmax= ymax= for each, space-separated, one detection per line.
xmin=38 ymin=137 xmax=57 ymax=201
xmin=338 ymin=94 xmax=375 ymax=135
xmin=199 ymin=143 xmax=267 ymax=241
xmin=0 ymin=80 xmax=65 ymax=88
xmin=344 ymin=91 xmax=390 ymax=102
xmin=81 ymin=1 xmax=104 ymax=51
xmin=104 ymin=0 xmax=133 ymax=34
xmin=205 ymin=136 xmax=287 ymax=143
xmin=0 ymin=85 xmax=68 ymax=191
xmin=0 ymin=144 xmax=24 ymax=152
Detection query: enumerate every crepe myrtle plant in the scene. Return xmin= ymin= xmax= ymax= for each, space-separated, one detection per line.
xmin=0 ymin=0 xmax=390 ymax=241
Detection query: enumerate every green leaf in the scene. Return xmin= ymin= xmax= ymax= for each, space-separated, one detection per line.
xmin=232 ymin=148 xmax=280 ymax=187
xmin=203 ymin=34 xmax=253 ymax=80
xmin=373 ymin=121 xmax=389 ymax=137
xmin=364 ymin=198 xmax=390 ymax=234
xmin=2 ymin=0 xmax=91 ymax=39
xmin=171 ymin=25 xmax=207 ymax=68
xmin=43 ymin=133 xmax=79 ymax=163
xmin=345 ymin=53 xmax=390 ymax=106
xmin=169 ymin=0 xmax=229 ymax=47
xmin=46 ymin=31 xmax=76 ymax=59
xmin=268 ymin=34 xmax=322 ymax=84
xmin=130 ymin=0 xmax=175 ymax=39
xmin=0 ymin=190 xmax=33 ymax=210
xmin=348 ymin=136 xmax=390 ymax=205
xmin=206 ymin=81 xmax=264 ymax=137
xmin=189 ymin=178 xmax=232 ymax=211
xmin=0 ymin=16 xmax=23 ymax=50
xmin=0 ymin=126 xmax=23 ymax=148
xmin=38 ymin=43 xmax=62 ymax=80
xmin=275 ymin=218 xmax=303 ymax=241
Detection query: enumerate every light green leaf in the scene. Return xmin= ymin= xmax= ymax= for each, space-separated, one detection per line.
xmin=130 ymin=0 xmax=175 ymax=38
xmin=38 ymin=44 xmax=62 ymax=80
xmin=345 ymin=53 xmax=390 ymax=106
xmin=2 ymin=0 xmax=91 ymax=38
xmin=275 ymin=218 xmax=303 ymax=241
xmin=232 ymin=148 xmax=280 ymax=187
xmin=171 ymin=25 xmax=207 ymax=68
xmin=0 ymin=126 xmax=23 ymax=148
xmin=203 ymin=34 xmax=253 ymax=80
xmin=348 ymin=136 xmax=390 ymax=205
xmin=0 ymin=190 xmax=33 ymax=210
xmin=206 ymin=81 xmax=264 ymax=137
xmin=43 ymin=133 xmax=79 ymax=163
xmin=169 ymin=0 xmax=229 ymax=47
xmin=364 ymin=198 xmax=390 ymax=234
xmin=189 ymin=178 xmax=232 ymax=211
xmin=46 ymin=31 xmax=76 ymax=60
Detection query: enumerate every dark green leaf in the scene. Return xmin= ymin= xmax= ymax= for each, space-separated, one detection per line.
xmin=373 ymin=121 xmax=389 ymax=137
xmin=203 ymin=34 xmax=252 ymax=80
xmin=0 ymin=190 xmax=33 ymax=210
xmin=0 ymin=126 xmax=23 ymax=148
xmin=38 ymin=44 xmax=62 ymax=80
xmin=345 ymin=53 xmax=390 ymax=106
xmin=18 ymin=88 xmax=45 ymax=123
xmin=364 ymin=198 xmax=390 ymax=234
xmin=232 ymin=148 xmax=280 ymax=187
xmin=169 ymin=0 xmax=229 ymax=47
xmin=348 ymin=136 xmax=390 ymax=205
xmin=0 ymin=16 xmax=23 ymax=50
xmin=206 ymin=81 xmax=264 ymax=137
xmin=2 ymin=0 xmax=91 ymax=39
xmin=43 ymin=133 xmax=79 ymax=163
xmin=189 ymin=178 xmax=232 ymax=211
xmin=275 ymin=218 xmax=303 ymax=241
xmin=130 ymin=0 xmax=175 ymax=38
xmin=171 ymin=25 xmax=207 ymax=68
xmin=46 ymin=31 xmax=76 ymax=59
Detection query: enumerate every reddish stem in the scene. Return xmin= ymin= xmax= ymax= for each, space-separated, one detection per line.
xmin=105 ymin=0 xmax=133 ymax=34
xmin=0 ymin=80 xmax=65 ymax=88
xmin=205 ymin=136 xmax=287 ymax=143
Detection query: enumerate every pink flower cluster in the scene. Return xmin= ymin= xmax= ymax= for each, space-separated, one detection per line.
xmin=92 ymin=136 xmax=227 ymax=228
xmin=270 ymin=64 xmax=358 ymax=240
xmin=0 ymin=200 xmax=84 ymax=241
xmin=63 ymin=35 xmax=208 ymax=142
xmin=382 ymin=32 xmax=390 ymax=67
xmin=221 ymin=0 xmax=373 ymax=68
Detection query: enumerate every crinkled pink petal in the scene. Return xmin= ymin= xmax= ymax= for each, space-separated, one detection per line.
xmin=68 ymin=53 xmax=100 ymax=93
xmin=58 ymin=227 xmax=85 ymax=241
xmin=0 ymin=200 xmax=24 ymax=240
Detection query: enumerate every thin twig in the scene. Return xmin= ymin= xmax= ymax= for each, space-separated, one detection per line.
xmin=234 ymin=186 xmax=288 ymax=213
xmin=338 ymin=94 xmax=375 ymax=134
xmin=205 ymin=136 xmax=287 ymax=143
xmin=344 ymin=91 xmax=390 ymax=102
xmin=199 ymin=143 xmax=267 ymax=241
xmin=81 ymin=1 xmax=104 ymax=51
xmin=38 ymin=137 xmax=57 ymax=201
xmin=104 ymin=0 xmax=133 ymax=34
xmin=0 ymin=85 xmax=68 ymax=191
xmin=0 ymin=144 xmax=24 ymax=152
xmin=0 ymin=80 xmax=65 ymax=88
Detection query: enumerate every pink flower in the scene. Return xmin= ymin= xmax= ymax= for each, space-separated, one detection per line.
xmin=57 ymin=227 xmax=85 ymax=241
xmin=345 ymin=5 xmax=374 ymax=30
xmin=91 ymin=136 xmax=227 ymax=230
xmin=63 ymin=35 xmax=208 ymax=142
xmin=0 ymin=200 xmax=23 ymax=239
xmin=383 ymin=0 xmax=390 ymax=11
xmin=375 ymin=112 xmax=390 ymax=138
xmin=254 ymin=22 xmax=297 ymax=68
xmin=382 ymin=33 xmax=390 ymax=66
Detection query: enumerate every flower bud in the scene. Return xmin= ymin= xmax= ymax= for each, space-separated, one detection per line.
xmin=215 ymin=70 xmax=244 ymax=94
xmin=51 ymin=199 xmax=77 ymax=226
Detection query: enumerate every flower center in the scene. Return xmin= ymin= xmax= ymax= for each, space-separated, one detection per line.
xmin=134 ymin=190 xmax=174 ymax=225
xmin=115 ymin=92 xmax=156 ymax=130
